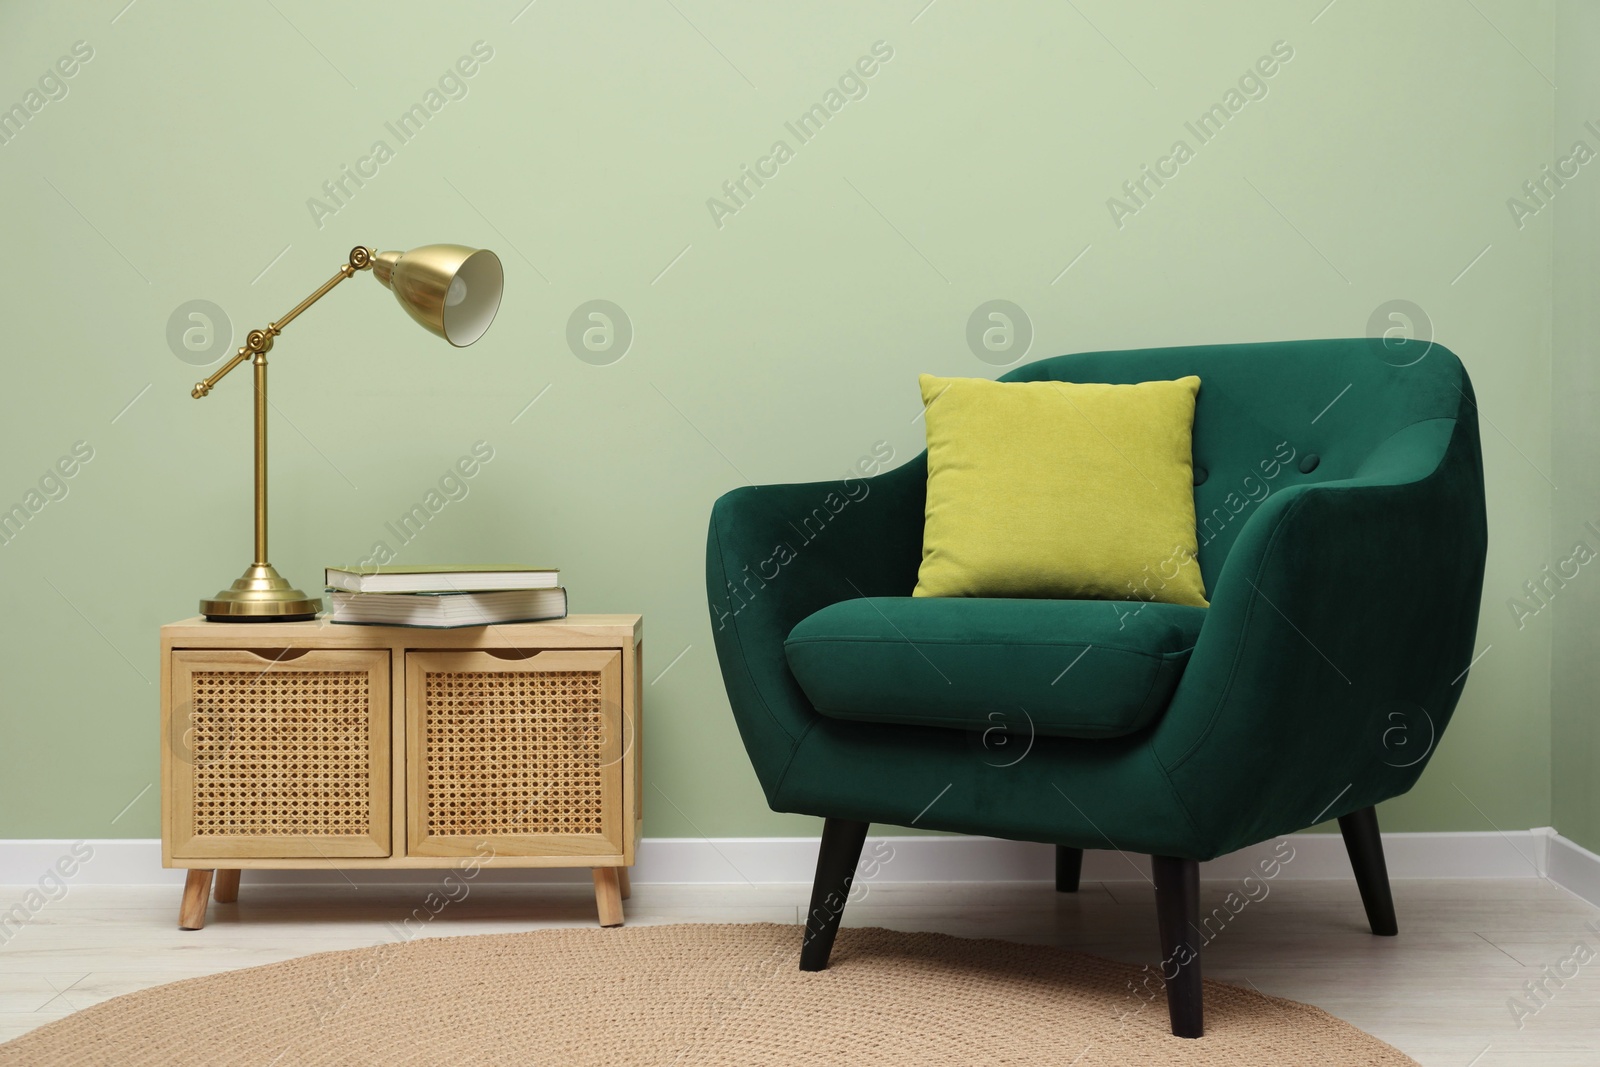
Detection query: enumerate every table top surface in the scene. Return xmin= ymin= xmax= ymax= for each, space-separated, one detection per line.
xmin=161 ymin=613 xmax=643 ymax=648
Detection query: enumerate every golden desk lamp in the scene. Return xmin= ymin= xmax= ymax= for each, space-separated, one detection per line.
xmin=189 ymin=244 xmax=504 ymax=622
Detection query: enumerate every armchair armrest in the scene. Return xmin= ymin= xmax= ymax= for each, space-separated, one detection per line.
xmin=706 ymin=459 xmax=926 ymax=800
xmin=1153 ymin=413 xmax=1488 ymax=854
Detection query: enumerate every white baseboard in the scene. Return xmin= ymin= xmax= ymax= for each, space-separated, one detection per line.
xmin=0 ymin=827 xmax=1587 ymax=891
xmin=1547 ymin=830 xmax=1600 ymax=908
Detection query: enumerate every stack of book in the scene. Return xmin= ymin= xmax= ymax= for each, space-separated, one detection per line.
xmin=324 ymin=565 xmax=566 ymax=628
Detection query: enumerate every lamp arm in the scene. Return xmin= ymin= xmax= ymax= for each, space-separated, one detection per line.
xmin=190 ymin=246 xmax=373 ymax=398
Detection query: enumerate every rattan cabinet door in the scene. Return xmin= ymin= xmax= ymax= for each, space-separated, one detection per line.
xmin=406 ymin=650 xmax=625 ymax=859
xmin=167 ymin=649 xmax=391 ymax=860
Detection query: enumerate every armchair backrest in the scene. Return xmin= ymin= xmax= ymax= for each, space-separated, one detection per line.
xmin=1000 ymin=337 xmax=1473 ymax=596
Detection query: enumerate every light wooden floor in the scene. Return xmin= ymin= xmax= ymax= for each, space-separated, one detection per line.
xmin=0 ymin=877 xmax=1596 ymax=1065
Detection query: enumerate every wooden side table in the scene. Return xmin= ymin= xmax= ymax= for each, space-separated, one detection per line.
xmin=159 ymin=614 xmax=642 ymax=930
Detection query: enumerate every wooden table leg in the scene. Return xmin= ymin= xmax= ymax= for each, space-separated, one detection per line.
xmin=179 ymin=870 xmax=214 ymax=930
xmin=213 ymin=869 xmax=241 ymax=904
xmin=593 ymin=868 xmax=625 ymax=928
xmin=618 ymin=867 xmax=631 ymax=901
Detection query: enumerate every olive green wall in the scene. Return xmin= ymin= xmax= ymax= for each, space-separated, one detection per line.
xmin=0 ymin=1 xmax=1558 ymax=842
xmin=1551 ymin=0 xmax=1600 ymax=855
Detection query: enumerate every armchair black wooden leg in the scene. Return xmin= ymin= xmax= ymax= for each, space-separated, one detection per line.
xmin=800 ymin=818 xmax=870 ymax=971
xmin=1338 ymin=805 xmax=1399 ymax=936
xmin=1055 ymin=846 xmax=1083 ymax=892
xmin=1152 ymin=855 xmax=1204 ymax=1039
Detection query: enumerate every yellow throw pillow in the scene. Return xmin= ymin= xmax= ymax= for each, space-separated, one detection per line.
xmin=915 ymin=373 xmax=1208 ymax=607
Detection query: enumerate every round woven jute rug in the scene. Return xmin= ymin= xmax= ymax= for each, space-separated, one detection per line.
xmin=0 ymin=923 xmax=1415 ymax=1066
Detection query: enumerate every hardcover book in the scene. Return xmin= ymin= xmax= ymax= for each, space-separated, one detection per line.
xmin=327 ymin=587 xmax=568 ymax=628
xmin=325 ymin=564 xmax=559 ymax=594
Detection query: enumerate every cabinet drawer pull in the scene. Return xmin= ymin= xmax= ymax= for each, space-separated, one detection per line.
xmin=482 ymin=647 xmax=545 ymax=661
xmin=236 ymin=648 xmax=314 ymax=663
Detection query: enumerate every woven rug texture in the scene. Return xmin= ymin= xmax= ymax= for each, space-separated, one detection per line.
xmin=0 ymin=923 xmax=1418 ymax=1066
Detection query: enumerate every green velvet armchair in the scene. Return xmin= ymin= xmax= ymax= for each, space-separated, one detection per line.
xmin=704 ymin=337 xmax=1487 ymax=1038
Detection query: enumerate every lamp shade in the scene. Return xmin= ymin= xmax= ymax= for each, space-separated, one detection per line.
xmin=372 ymin=244 xmax=504 ymax=346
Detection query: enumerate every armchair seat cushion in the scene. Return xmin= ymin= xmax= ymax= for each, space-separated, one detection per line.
xmin=784 ymin=596 xmax=1206 ymax=740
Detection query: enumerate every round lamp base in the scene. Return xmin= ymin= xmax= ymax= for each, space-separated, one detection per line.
xmin=201 ymin=563 xmax=322 ymax=623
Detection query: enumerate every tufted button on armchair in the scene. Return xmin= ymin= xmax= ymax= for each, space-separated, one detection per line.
xmin=705 ymin=338 xmax=1488 ymax=1038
